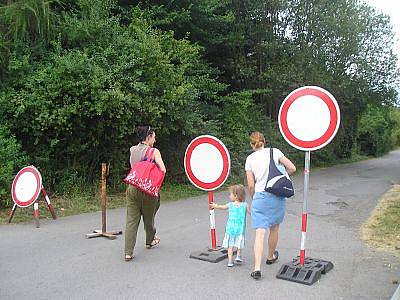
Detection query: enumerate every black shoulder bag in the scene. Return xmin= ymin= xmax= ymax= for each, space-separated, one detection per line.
xmin=264 ymin=148 xmax=295 ymax=198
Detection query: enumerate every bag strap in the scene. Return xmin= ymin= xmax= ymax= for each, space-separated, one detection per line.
xmin=147 ymin=148 xmax=155 ymax=161
xmin=142 ymin=147 xmax=152 ymax=161
xmin=270 ymin=147 xmax=274 ymax=162
xmin=143 ymin=147 xmax=155 ymax=161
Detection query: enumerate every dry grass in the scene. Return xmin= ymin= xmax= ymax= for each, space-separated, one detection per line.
xmin=361 ymin=185 xmax=400 ymax=256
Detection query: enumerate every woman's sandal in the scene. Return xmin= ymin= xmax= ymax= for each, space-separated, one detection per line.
xmin=124 ymin=255 xmax=134 ymax=262
xmin=145 ymin=235 xmax=160 ymax=249
xmin=250 ymin=270 xmax=261 ymax=280
xmin=266 ymin=250 xmax=279 ymax=265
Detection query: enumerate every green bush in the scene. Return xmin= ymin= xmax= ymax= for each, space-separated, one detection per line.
xmin=357 ymin=104 xmax=394 ymax=156
xmin=0 ymin=1 xmax=225 ymax=188
xmin=0 ymin=125 xmax=28 ymax=207
xmin=390 ymin=108 xmax=400 ymax=147
xmin=219 ymin=91 xmax=275 ymax=175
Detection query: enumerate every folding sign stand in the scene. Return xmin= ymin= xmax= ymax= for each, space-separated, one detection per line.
xmin=189 ymin=191 xmax=229 ymax=263
xmin=184 ymin=135 xmax=231 ymax=263
xmin=9 ymin=166 xmax=57 ymax=228
xmin=86 ymin=163 xmax=122 ymax=240
xmin=276 ymin=86 xmax=339 ymax=285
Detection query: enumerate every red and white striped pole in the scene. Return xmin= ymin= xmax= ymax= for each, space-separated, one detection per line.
xmin=34 ymin=202 xmax=40 ymax=228
xmin=41 ymin=187 xmax=57 ymax=220
xmin=299 ymin=151 xmax=311 ymax=265
xmin=8 ymin=203 xmax=17 ymax=223
xmin=208 ymin=191 xmax=217 ymax=250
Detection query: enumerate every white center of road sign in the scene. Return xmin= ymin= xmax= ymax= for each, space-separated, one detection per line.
xmin=184 ymin=135 xmax=230 ymax=191
xmin=190 ymin=144 xmax=223 ymax=183
xmin=15 ymin=172 xmax=38 ymax=202
xmin=12 ymin=166 xmax=43 ymax=208
xmin=287 ymin=95 xmax=331 ymax=141
xmin=279 ymin=86 xmax=340 ymax=151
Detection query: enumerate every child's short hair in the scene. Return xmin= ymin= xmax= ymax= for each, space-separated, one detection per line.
xmin=229 ymin=184 xmax=246 ymax=202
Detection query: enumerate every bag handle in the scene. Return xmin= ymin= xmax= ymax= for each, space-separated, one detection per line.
xmin=270 ymin=147 xmax=274 ymax=161
xmin=143 ymin=147 xmax=155 ymax=161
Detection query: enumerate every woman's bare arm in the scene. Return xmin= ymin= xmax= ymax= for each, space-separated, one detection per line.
xmin=153 ymin=148 xmax=166 ymax=173
xmin=246 ymin=170 xmax=255 ymax=198
xmin=279 ymin=156 xmax=296 ymax=175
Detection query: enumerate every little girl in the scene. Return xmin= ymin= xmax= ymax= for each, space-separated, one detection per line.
xmin=212 ymin=184 xmax=250 ymax=267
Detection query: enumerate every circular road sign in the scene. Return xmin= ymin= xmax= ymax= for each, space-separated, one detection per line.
xmin=184 ymin=135 xmax=231 ymax=191
xmin=11 ymin=166 xmax=42 ymax=208
xmin=278 ymin=86 xmax=340 ymax=151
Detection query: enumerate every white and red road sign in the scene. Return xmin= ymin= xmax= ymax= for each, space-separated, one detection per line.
xmin=278 ymin=86 xmax=341 ymax=267
xmin=11 ymin=166 xmax=42 ymax=208
xmin=184 ymin=135 xmax=231 ymax=191
xmin=278 ymin=86 xmax=340 ymax=152
xmin=184 ymin=135 xmax=231 ymax=250
xmin=9 ymin=166 xmax=57 ymax=226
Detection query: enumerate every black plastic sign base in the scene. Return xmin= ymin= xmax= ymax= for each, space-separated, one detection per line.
xmin=190 ymin=246 xmax=230 ymax=263
xmin=276 ymin=257 xmax=333 ymax=285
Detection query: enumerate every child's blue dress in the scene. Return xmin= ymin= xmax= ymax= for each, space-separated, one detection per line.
xmin=222 ymin=202 xmax=247 ymax=249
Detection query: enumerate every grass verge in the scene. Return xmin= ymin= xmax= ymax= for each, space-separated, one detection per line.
xmin=0 ymin=152 xmax=383 ymax=225
xmin=361 ymin=184 xmax=400 ymax=257
xmin=0 ymin=183 xmax=204 ymax=225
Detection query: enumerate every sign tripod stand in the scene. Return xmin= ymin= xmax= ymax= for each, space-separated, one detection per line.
xmin=9 ymin=165 xmax=56 ymax=228
xmin=86 ymin=163 xmax=122 ymax=240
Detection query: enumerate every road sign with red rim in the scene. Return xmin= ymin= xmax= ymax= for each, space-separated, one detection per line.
xmin=184 ymin=135 xmax=230 ymax=191
xmin=11 ymin=166 xmax=42 ymax=208
xmin=278 ymin=86 xmax=340 ymax=151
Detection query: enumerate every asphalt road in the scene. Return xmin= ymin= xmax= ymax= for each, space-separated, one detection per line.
xmin=1 ymin=150 xmax=400 ymax=300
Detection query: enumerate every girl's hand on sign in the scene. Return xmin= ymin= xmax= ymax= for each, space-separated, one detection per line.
xmin=212 ymin=203 xmax=229 ymax=210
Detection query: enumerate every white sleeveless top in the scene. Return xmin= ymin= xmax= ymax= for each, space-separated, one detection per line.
xmin=245 ymin=148 xmax=284 ymax=193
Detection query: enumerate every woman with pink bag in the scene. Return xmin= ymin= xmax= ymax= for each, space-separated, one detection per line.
xmin=124 ymin=126 xmax=166 ymax=262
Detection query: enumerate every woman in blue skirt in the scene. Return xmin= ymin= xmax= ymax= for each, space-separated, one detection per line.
xmin=245 ymin=132 xmax=296 ymax=280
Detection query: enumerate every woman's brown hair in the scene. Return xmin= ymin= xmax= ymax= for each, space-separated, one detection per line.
xmin=229 ymin=184 xmax=246 ymax=202
xmin=136 ymin=125 xmax=154 ymax=142
xmin=249 ymin=131 xmax=266 ymax=149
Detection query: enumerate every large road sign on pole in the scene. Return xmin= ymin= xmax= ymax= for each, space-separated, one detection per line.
xmin=277 ymin=86 xmax=339 ymax=285
xmin=185 ymin=135 xmax=231 ymax=262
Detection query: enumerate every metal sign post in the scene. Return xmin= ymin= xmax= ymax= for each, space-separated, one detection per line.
xmin=184 ymin=135 xmax=231 ymax=262
xmin=300 ymin=151 xmax=310 ymax=265
xmin=276 ymin=86 xmax=340 ymax=285
xmin=86 ymin=163 xmax=122 ymax=240
xmin=208 ymin=191 xmax=217 ymax=250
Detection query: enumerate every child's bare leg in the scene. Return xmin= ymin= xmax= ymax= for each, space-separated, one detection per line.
xmin=227 ymin=247 xmax=233 ymax=263
xmin=236 ymin=248 xmax=241 ymax=258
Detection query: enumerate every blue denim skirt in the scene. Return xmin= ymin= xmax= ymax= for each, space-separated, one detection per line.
xmin=251 ymin=191 xmax=286 ymax=229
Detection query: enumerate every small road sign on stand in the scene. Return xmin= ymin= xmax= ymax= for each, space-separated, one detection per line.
xmin=276 ymin=86 xmax=340 ymax=285
xmin=9 ymin=166 xmax=56 ymax=227
xmin=184 ymin=135 xmax=231 ymax=263
xmin=86 ymin=163 xmax=122 ymax=240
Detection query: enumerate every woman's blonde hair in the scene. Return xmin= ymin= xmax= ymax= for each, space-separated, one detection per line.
xmin=229 ymin=184 xmax=246 ymax=202
xmin=249 ymin=131 xmax=266 ymax=149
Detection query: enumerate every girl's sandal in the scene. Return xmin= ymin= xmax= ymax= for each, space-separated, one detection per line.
xmin=146 ymin=236 xmax=160 ymax=249
xmin=124 ymin=255 xmax=134 ymax=262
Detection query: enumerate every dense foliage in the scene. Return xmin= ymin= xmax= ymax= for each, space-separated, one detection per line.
xmin=0 ymin=0 xmax=399 ymax=207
